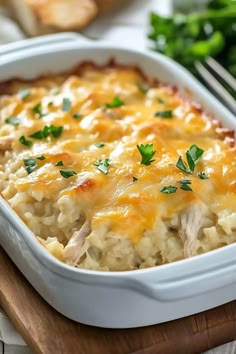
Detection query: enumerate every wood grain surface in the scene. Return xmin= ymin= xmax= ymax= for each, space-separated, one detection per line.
xmin=1 ymin=247 xmax=236 ymax=354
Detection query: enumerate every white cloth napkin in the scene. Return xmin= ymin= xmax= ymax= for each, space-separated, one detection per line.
xmin=0 ymin=7 xmax=25 ymax=44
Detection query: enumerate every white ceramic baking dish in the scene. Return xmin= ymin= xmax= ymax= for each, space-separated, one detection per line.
xmin=0 ymin=33 xmax=235 ymax=329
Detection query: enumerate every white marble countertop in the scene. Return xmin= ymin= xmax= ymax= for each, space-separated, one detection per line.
xmin=0 ymin=1 xmax=235 ymax=353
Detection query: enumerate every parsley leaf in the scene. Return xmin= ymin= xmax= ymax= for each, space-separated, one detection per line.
xmin=157 ymin=97 xmax=165 ymax=104
xmin=50 ymin=125 xmax=64 ymax=138
xmin=5 ymin=116 xmax=20 ymax=126
xmin=94 ymin=143 xmax=105 ymax=148
xmin=154 ymin=110 xmax=173 ymax=118
xmin=105 ymin=97 xmax=124 ymax=108
xmin=33 ymin=103 xmax=41 ymax=115
xmin=137 ymin=82 xmax=149 ymax=94
xmin=137 ymin=144 xmax=156 ymax=166
xmin=62 ymin=98 xmax=71 ymax=112
xmin=55 ymin=160 xmax=63 ymax=166
xmin=29 ymin=126 xmax=50 ymax=139
xmin=36 ymin=156 xmax=45 ymax=160
xmin=178 ymin=179 xmax=192 ymax=192
xmin=176 ymin=145 xmax=204 ymax=174
xmin=186 ymin=145 xmax=204 ymax=173
xmin=32 ymin=103 xmax=46 ymax=117
xmin=48 ymin=102 xmax=53 ymax=107
xmin=23 ymin=157 xmax=37 ymax=174
xmin=160 ymin=185 xmax=177 ymax=194
xmin=176 ymin=156 xmax=190 ymax=174
xmin=18 ymin=89 xmax=31 ymax=100
xmin=73 ymin=113 xmax=83 ymax=119
xmin=198 ymin=172 xmax=209 ymax=180
xmin=60 ymin=169 xmax=77 ymax=178
xmin=133 ymin=176 xmax=138 ymax=182
xmin=29 ymin=125 xmax=63 ymax=139
xmin=94 ymin=158 xmax=111 ymax=174
xmin=19 ymin=136 xmax=32 ymax=147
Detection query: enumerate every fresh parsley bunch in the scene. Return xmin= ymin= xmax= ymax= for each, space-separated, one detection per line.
xmin=148 ymin=0 xmax=236 ymax=78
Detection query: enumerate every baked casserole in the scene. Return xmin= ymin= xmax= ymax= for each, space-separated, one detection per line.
xmin=0 ymin=63 xmax=235 ymax=271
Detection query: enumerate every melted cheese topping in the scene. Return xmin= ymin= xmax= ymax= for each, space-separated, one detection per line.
xmin=0 ymin=65 xmax=235 ymax=247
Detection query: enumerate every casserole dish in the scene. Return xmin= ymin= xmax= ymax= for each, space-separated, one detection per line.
xmin=0 ymin=33 xmax=235 ymax=329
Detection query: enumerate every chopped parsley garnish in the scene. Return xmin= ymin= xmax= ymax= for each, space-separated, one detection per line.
xmin=157 ymin=97 xmax=165 ymax=104
xmin=5 ymin=116 xmax=20 ymax=126
xmin=23 ymin=157 xmax=37 ymax=174
xmin=160 ymin=185 xmax=177 ymax=194
xmin=29 ymin=125 xmax=63 ymax=139
xmin=186 ymin=145 xmax=204 ymax=173
xmin=176 ymin=145 xmax=204 ymax=174
xmin=30 ymin=126 xmax=49 ymax=139
xmin=94 ymin=143 xmax=105 ymax=148
xmin=49 ymin=125 xmax=64 ymax=138
xmin=73 ymin=113 xmax=83 ymax=119
xmin=94 ymin=158 xmax=111 ymax=175
xmin=32 ymin=102 xmax=46 ymax=117
xmin=55 ymin=160 xmax=63 ymax=166
xmin=33 ymin=103 xmax=41 ymax=114
xmin=178 ymin=179 xmax=192 ymax=192
xmin=137 ymin=144 xmax=156 ymax=166
xmin=60 ymin=169 xmax=77 ymax=178
xmin=154 ymin=110 xmax=173 ymax=118
xmin=137 ymin=82 xmax=149 ymax=94
xmin=48 ymin=102 xmax=53 ymax=107
xmin=19 ymin=135 xmax=32 ymax=147
xmin=62 ymin=98 xmax=71 ymax=112
xmin=133 ymin=176 xmax=138 ymax=182
xmin=18 ymin=89 xmax=31 ymax=100
xmin=105 ymin=97 xmax=124 ymax=108
xmin=36 ymin=155 xmax=45 ymax=160
xmin=198 ymin=172 xmax=209 ymax=180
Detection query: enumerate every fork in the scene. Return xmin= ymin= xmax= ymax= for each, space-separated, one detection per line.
xmin=195 ymin=57 xmax=236 ymax=115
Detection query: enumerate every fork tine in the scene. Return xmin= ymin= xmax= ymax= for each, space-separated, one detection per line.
xmin=206 ymin=57 xmax=236 ymax=91
xmin=195 ymin=61 xmax=236 ymax=115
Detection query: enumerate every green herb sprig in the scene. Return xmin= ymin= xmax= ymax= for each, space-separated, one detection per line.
xmin=148 ymin=2 xmax=236 ymax=79
xmin=154 ymin=110 xmax=173 ymax=118
xmin=29 ymin=125 xmax=64 ymax=140
xmin=60 ymin=169 xmax=77 ymax=178
xmin=105 ymin=97 xmax=124 ymax=108
xmin=55 ymin=160 xmax=64 ymax=166
xmin=137 ymin=82 xmax=149 ymax=94
xmin=176 ymin=145 xmax=204 ymax=174
xmin=137 ymin=144 xmax=156 ymax=166
xmin=23 ymin=157 xmax=37 ymax=174
xmin=160 ymin=185 xmax=178 ymax=194
xmin=94 ymin=158 xmax=111 ymax=174
xmin=32 ymin=103 xmax=47 ymax=118
xmin=19 ymin=136 xmax=33 ymax=147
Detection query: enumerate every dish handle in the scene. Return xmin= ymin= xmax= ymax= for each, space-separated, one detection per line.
xmin=0 ymin=32 xmax=90 ymax=58
xmin=134 ymin=263 xmax=236 ymax=302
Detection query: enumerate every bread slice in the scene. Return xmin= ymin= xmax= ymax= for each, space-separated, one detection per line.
xmin=8 ymin=0 xmax=98 ymax=36
xmin=94 ymin=0 xmax=130 ymax=16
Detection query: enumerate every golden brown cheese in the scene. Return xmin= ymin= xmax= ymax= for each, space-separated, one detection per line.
xmin=0 ymin=63 xmax=235 ymax=270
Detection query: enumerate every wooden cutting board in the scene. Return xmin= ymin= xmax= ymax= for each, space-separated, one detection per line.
xmin=1 ymin=247 xmax=236 ymax=354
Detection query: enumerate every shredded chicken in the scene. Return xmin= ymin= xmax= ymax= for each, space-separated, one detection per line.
xmin=64 ymin=220 xmax=91 ymax=265
xmin=179 ymin=203 xmax=207 ymax=257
